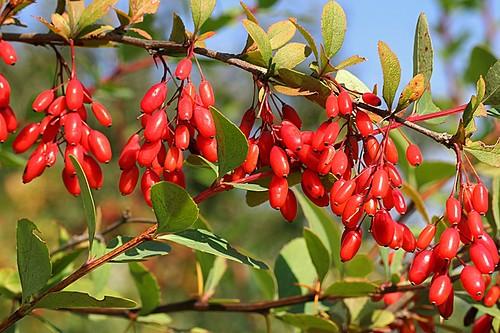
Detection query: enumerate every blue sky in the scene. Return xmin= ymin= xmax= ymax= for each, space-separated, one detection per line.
xmin=15 ymin=0 xmax=500 ymax=102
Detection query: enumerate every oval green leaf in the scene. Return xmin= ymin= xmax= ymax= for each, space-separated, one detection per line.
xmin=378 ymin=40 xmax=401 ymax=109
xmin=242 ymin=19 xmax=273 ymax=65
xmin=129 ymin=262 xmax=160 ymax=315
xmin=190 ymin=0 xmax=216 ymax=33
xmin=321 ymin=0 xmax=346 ymax=59
xmin=273 ymin=43 xmax=311 ymax=70
xmin=36 ymin=291 xmax=136 ymax=309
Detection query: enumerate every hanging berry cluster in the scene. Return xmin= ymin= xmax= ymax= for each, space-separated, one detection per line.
xmin=0 ymin=39 xmax=18 ymax=142
xmin=118 ymin=50 xmax=216 ymax=205
xmin=12 ymin=41 xmax=112 ymax=194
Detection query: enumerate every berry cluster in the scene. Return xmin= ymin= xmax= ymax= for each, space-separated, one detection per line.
xmin=0 ymin=39 xmax=18 ymax=142
xmin=118 ymin=53 xmax=216 ymax=205
xmin=12 ymin=41 xmax=112 ymax=194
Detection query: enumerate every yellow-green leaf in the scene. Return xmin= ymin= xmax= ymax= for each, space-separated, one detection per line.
xmin=378 ymin=41 xmax=401 ymax=109
xmin=242 ymin=19 xmax=273 ymax=65
xmin=289 ymin=17 xmax=318 ymax=62
xmin=77 ymin=0 xmax=118 ymax=36
xmin=273 ymin=43 xmax=311 ymax=70
xmin=190 ymin=0 xmax=216 ymax=34
xmin=267 ymin=20 xmax=296 ymax=50
xmin=464 ymin=139 xmax=500 ymax=168
xmin=321 ymin=0 xmax=346 ymax=58
xmin=333 ymin=55 xmax=366 ymax=71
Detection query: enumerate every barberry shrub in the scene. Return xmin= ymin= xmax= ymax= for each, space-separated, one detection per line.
xmin=0 ymin=0 xmax=498 ymax=332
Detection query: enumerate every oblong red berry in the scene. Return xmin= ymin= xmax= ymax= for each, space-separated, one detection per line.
xmin=474 ymin=234 xmax=499 ymax=266
xmin=385 ymin=163 xmax=402 ymax=188
xmin=178 ymin=94 xmax=194 ymax=120
xmin=82 ymin=155 xmax=103 ymax=189
xmin=32 ymin=89 xmax=55 ymax=112
xmin=460 ymin=265 xmax=485 ymax=301
xmin=361 ymin=92 xmax=381 ymax=106
xmin=341 ymin=194 xmax=364 ymax=229
xmin=280 ymin=189 xmax=297 ymax=222
xmin=0 ymin=74 xmax=10 ymax=108
xmin=392 ymin=188 xmax=407 ymax=214
xmin=436 ymin=227 xmax=460 ymax=261
xmin=330 ymin=150 xmax=348 ymax=176
xmin=13 ymin=123 xmax=40 ymax=153
xmin=406 ymin=144 xmax=422 ymax=166
xmin=472 ymin=314 xmax=493 ymax=333
xmin=437 ymin=291 xmax=454 ymax=319
xmin=340 ymin=229 xmax=362 ymax=262
xmin=64 ymin=144 xmax=84 ymax=175
xmin=317 ymin=145 xmax=335 ymax=175
xmin=48 ymin=96 xmax=66 ymax=116
xmin=282 ymin=104 xmax=302 ymax=129
xmin=483 ymin=285 xmax=499 ymax=307
xmin=141 ymin=168 xmax=160 ymax=206
xmin=137 ymin=140 xmax=162 ymax=167
xmin=371 ymin=210 xmax=395 ymax=246
xmin=1 ymin=106 xmax=17 ymax=133
xmin=301 ymin=169 xmax=325 ymax=199
xmin=239 ymin=108 xmax=256 ymax=138
xmin=416 ymin=224 xmax=436 ymax=250
xmin=364 ymin=135 xmax=380 ymax=162
xmin=91 ymin=102 xmax=112 ymax=127
xmin=196 ymin=135 xmax=218 ymax=163
xmin=338 ymin=90 xmax=353 ymax=115
xmin=470 ymin=242 xmax=495 ymax=274
xmin=88 ymin=130 xmax=112 ymax=163
xmin=467 ymin=210 xmax=484 ymax=239
xmin=23 ymin=149 xmax=46 ymax=183
xmin=63 ymin=112 xmax=82 ymax=145
xmin=66 ymin=78 xmax=84 ymax=111
xmin=280 ymin=121 xmax=302 ymax=152
xmin=402 ymin=224 xmax=416 ymax=252
xmin=62 ymin=168 xmax=81 ymax=196
xmin=270 ymin=146 xmax=289 ymax=177
xmin=429 ymin=274 xmax=452 ymax=305
xmin=119 ymin=134 xmax=140 ymax=170
xmin=199 ymin=80 xmax=215 ymax=108
xmin=325 ymin=93 xmax=339 ymax=118
xmin=0 ymin=40 xmax=17 ymax=65
xmin=175 ymin=57 xmax=192 ymax=80
xmin=193 ymin=106 xmax=216 ymax=138
xmin=384 ymin=137 xmax=399 ymax=164
xmin=323 ymin=122 xmax=340 ymax=146
xmin=334 ymin=179 xmax=356 ymax=205
xmin=472 ymin=183 xmax=488 ymax=215
xmin=446 ymin=196 xmax=461 ymax=224
xmin=269 ymin=175 xmax=288 ymax=209
xmin=408 ymin=250 xmax=434 ymax=285
xmin=119 ymin=165 xmax=139 ymax=195
xmin=242 ymin=142 xmax=259 ymax=174
xmin=355 ymin=110 xmax=373 ymax=137
xmin=144 ymin=110 xmax=167 ymax=142
xmin=175 ymin=124 xmax=190 ymax=150
xmin=141 ymin=82 xmax=167 ymax=114
xmin=370 ymin=169 xmax=390 ymax=198
xmin=0 ymin=114 xmax=7 ymax=142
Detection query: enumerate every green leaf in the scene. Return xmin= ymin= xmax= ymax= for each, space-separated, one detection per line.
xmin=159 ymin=229 xmax=268 ymax=269
xmin=226 ymin=182 xmax=268 ymax=192
xmin=106 ymin=236 xmax=171 ymax=262
xmin=36 ymin=291 xmax=136 ymax=309
xmin=333 ymin=55 xmax=366 ymax=71
xmin=273 ymin=43 xmax=311 ymax=70
xmin=378 ymin=41 xmax=401 ymax=109
xmin=129 ymin=262 xmax=160 ymax=315
xmin=413 ymin=13 xmax=433 ymax=86
xmin=190 ymin=0 xmax=216 ymax=33
xmin=151 ymin=181 xmax=199 ymax=234
xmin=413 ymin=91 xmax=441 ymax=124
xmin=268 ymin=20 xmax=296 ymax=50
xmin=464 ymin=45 xmax=497 ymax=84
xmin=242 ymin=19 xmax=273 ymax=65
xmin=371 ymin=310 xmax=395 ymax=329
xmin=203 ymin=257 xmax=227 ymax=297
xmin=185 ymin=154 xmax=219 ymax=178
xmin=464 ymin=140 xmax=500 ymax=168
xmin=210 ymin=107 xmax=248 ymax=176
xmin=17 ymin=219 xmax=51 ymax=302
xmin=335 ymin=69 xmax=370 ymax=93
xmin=169 ymin=12 xmax=187 ymax=44
xmin=324 ymin=281 xmax=378 ymax=297
xmin=289 ymin=18 xmax=318 ymax=62
xmin=415 ymin=161 xmax=455 ymax=189
xmin=252 ymin=268 xmax=276 ymax=300
xmin=274 ymin=238 xmax=316 ymax=306
xmin=401 ymin=182 xmax=431 ymax=223
xmin=70 ymin=155 xmax=96 ymax=254
xmin=472 ymin=303 xmax=500 ymax=319
xmin=344 ymin=255 xmax=373 ymax=278
xmin=295 ymin=191 xmax=341 ymax=269
xmin=484 ymin=60 xmax=500 ymax=105
xmin=76 ymin=0 xmax=118 ymax=35
xmin=278 ymin=313 xmax=339 ymax=332
xmin=303 ymin=228 xmax=330 ymax=282
xmin=321 ymin=0 xmax=346 ymax=59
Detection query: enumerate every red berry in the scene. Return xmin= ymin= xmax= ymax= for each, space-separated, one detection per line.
xmin=239 ymin=108 xmax=256 ymax=138
xmin=270 ymin=146 xmax=289 ymax=177
xmin=472 ymin=315 xmax=493 ymax=333
xmin=446 ymin=196 xmax=461 ymax=224
xmin=91 ymin=102 xmax=112 ymax=127
xmin=196 ymin=135 xmax=218 ymax=163
xmin=301 ymin=169 xmax=325 ymax=199
xmin=141 ymin=168 xmax=160 ymax=206
xmin=64 ymin=144 xmax=84 ymax=175
xmin=175 ymin=57 xmax=192 ymax=80
xmin=282 ymin=104 xmax=302 ymax=129
xmin=164 ymin=146 xmax=181 ymax=172
xmin=416 ymin=224 xmax=436 ymax=250
xmin=474 ymin=234 xmax=499 ymax=266
xmin=48 ymin=96 xmax=66 ymax=116
xmin=165 ymin=169 xmax=186 ymax=188
xmin=193 ymin=106 xmax=216 ymax=138
xmin=371 ymin=210 xmax=395 ymax=246
xmin=355 ymin=110 xmax=373 ymax=137
xmin=23 ymin=148 xmax=47 ymax=183
xmin=280 ymin=122 xmax=302 ymax=152
xmin=141 ymin=82 xmax=167 ymax=113
xmin=370 ymin=169 xmax=390 ymax=198
xmin=364 ymin=198 xmax=377 ymax=216
xmin=0 ymin=74 xmax=11 ymax=108
xmin=361 ymin=92 xmax=381 ymax=106
xmin=175 ymin=125 xmax=190 ymax=150
xmin=62 ymin=168 xmax=81 ymax=196
xmin=0 ymin=40 xmax=16 ymax=65
xmin=340 ymin=229 xmax=362 ymax=262
xmin=119 ymin=165 xmax=139 ymax=195
xmin=341 ymin=194 xmax=364 ymax=229
xmin=467 ymin=211 xmax=484 ymax=239
xmin=323 ymin=122 xmax=340 ymax=146
xmin=364 ymin=135 xmax=380 ymax=162
xmin=311 ymin=121 xmax=329 ymax=152
xmin=325 ymin=93 xmax=339 ymax=118
xmin=429 ymin=274 xmax=452 ymax=305
xmin=144 ymin=110 xmax=167 ymax=142
xmin=82 ymin=155 xmax=103 ymax=190
xmin=13 ymin=123 xmax=40 ymax=153
xmin=269 ymin=175 xmax=288 ymax=209
xmin=402 ymin=224 xmax=416 ymax=252
xmin=437 ymin=292 xmax=454 ymax=319
xmin=280 ymin=189 xmax=297 ymax=222
xmin=333 ymin=180 xmax=356 ymax=205
xmin=330 ymin=150 xmax=348 ymax=176
xmin=338 ymin=90 xmax=353 ymax=115
xmin=88 ymin=130 xmax=112 ymax=163
xmin=483 ymin=285 xmax=499 ymax=307
xmin=317 ymin=145 xmax=335 ymax=175
xmin=406 ymin=144 xmax=422 ymax=166
xmin=470 ymin=242 xmax=495 ymax=274
xmin=32 ymin=89 xmax=55 ymax=112
xmin=436 ymin=227 xmax=460 ymax=261
xmin=392 ymin=188 xmax=407 ymax=214
xmin=242 ymin=142 xmax=259 ymax=174
xmin=1 ymin=106 xmax=17 ymax=133
xmin=472 ymin=183 xmax=488 ymax=215
xmin=384 ymin=137 xmax=399 ymax=164
xmin=178 ymin=94 xmax=194 ymax=120
xmin=408 ymin=250 xmax=434 ymax=285
xmin=460 ymin=265 xmax=485 ymax=301
xmin=66 ymin=78 xmax=84 ymax=111
xmin=199 ymin=80 xmax=215 ymax=108
xmin=0 ymin=113 xmax=7 ymax=142
xmin=63 ymin=112 xmax=82 ymax=145
xmin=119 ymin=134 xmax=140 ymax=170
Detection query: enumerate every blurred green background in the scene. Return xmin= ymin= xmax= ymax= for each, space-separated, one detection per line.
xmin=0 ymin=0 xmax=498 ymax=332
